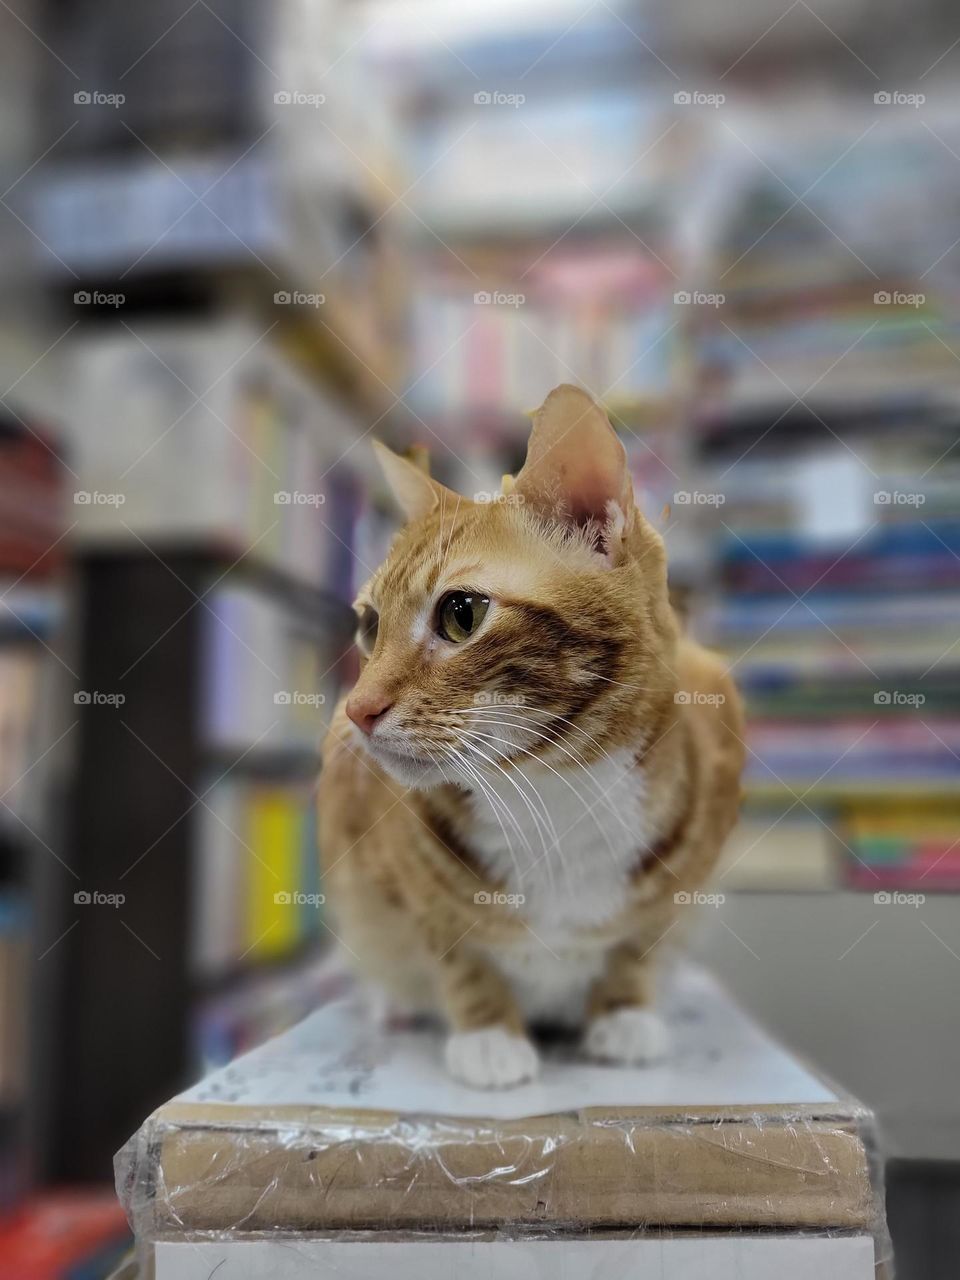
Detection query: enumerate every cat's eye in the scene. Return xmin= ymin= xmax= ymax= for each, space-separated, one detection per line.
xmin=436 ymin=591 xmax=490 ymax=644
xmin=356 ymin=605 xmax=379 ymax=657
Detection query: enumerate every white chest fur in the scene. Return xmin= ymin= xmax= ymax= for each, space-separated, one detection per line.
xmin=467 ymin=747 xmax=650 ymax=928
xmin=465 ymin=749 xmax=651 ymax=1024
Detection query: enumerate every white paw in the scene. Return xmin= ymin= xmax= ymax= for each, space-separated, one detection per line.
xmin=585 ymin=1007 xmax=670 ymax=1065
xmin=445 ymin=1026 xmax=540 ymax=1089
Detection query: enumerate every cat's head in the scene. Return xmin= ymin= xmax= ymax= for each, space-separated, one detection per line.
xmin=345 ymin=385 xmax=678 ymax=789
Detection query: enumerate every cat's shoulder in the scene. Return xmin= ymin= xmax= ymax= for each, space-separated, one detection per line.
xmin=674 ymin=637 xmax=745 ymax=775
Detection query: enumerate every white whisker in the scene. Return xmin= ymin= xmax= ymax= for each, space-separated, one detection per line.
xmin=457 ymin=726 xmax=623 ymax=865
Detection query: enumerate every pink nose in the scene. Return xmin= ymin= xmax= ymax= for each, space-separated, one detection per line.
xmin=345 ymin=690 xmax=393 ymax=736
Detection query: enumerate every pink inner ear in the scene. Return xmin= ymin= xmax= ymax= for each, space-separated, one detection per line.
xmin=514 ymin=385 xmax=633 ymax=527
xmin=563 ymin=459 xmax=627 ymax=526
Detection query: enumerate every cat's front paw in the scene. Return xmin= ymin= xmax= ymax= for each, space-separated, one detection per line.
xmin=445 ymin=1026 xmax=540 ymax=1089
xmin=585 ymin=1007 xmax=670 ymax=1065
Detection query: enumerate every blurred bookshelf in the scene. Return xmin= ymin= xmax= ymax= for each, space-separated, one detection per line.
xmin=1 ymin=0 xmax=958 ymax=1227
xmin=0 ymin=412 xmax=68 ymax=1211
xmin=13 ymin=0 xmax=412 ymax=1185
xmin=680 ymin=105 xmax=960 ymax=895
xmin=364 ymin=12 xmax=960 ymax=908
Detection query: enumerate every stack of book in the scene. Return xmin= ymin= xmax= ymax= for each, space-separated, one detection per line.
xmin=70 ymin=325 xmax=367 ymax=596
xmin=682 ymin=99 xmax=960 ymax=892
xmin=201 ymin=582 xmax=344 ymax=757
xmin=191 ymin=776 xmax=324 ymax=982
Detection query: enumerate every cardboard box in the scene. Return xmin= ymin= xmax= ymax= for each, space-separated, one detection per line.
xmin=116 ymin=965 xmax=888 ymax=1274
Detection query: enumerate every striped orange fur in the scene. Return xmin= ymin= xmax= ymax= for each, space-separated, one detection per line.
xmin=319 ymin=385 xmax=745 ymax=1088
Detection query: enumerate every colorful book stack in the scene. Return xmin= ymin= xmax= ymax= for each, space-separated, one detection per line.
xmin=407 ymin=245 xmax=680 ymax=430
xmin=842 ymin=798 xmax=960 ymax=892
xmin=681 ymin=102 xmax=960 ymax=892
xmin=364 ymin=7 xmax=696 ymax=444
xmin=192 ymin=577 xmax=353 ymax=1061
xmin=191 ymin=777 xmax=323 ymax=981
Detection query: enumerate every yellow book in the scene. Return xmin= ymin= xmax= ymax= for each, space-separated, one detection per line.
xmin=846 ymin=800 xmax=960 ymax=838
xmin=246 ymin=788 xmax=300 ymax=959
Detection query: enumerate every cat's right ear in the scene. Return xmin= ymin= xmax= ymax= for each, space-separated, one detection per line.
xmin=372 ymin=441 xmax=460 ymax=523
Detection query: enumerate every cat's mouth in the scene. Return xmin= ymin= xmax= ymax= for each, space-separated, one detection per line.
xmin=353 ymin=730 xmax=445 ymax=788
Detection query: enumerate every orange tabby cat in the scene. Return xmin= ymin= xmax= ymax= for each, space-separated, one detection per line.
xmin=319 ymin=385 xmax=744 ymax=1088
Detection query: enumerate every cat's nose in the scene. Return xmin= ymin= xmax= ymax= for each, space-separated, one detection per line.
xmin=345 ymin=690 xmax=394 ymax=735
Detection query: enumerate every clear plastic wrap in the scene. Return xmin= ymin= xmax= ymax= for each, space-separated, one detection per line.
xmin=116 ymin=965 xmax=891 ymax=1278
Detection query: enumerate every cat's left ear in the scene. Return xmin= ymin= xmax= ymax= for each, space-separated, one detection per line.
xmin=512 ymin=384 xmax=635 ymax=561
xmin=372 ymin=440 xmax=462 ymax=523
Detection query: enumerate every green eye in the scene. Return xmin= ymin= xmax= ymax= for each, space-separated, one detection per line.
xmin=356 ymin=605 xmax=379 ymax=656
xmin=437 ymin=591 xmax=490 ymax=644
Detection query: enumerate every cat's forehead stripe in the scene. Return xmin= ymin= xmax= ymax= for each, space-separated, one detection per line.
xmin=380 ymin=511 xmax=477 ymax=596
